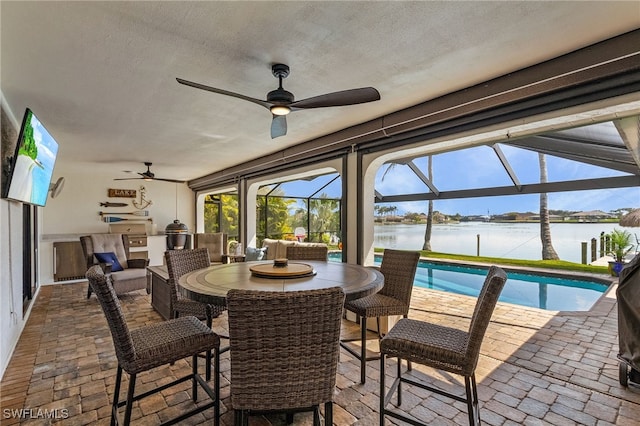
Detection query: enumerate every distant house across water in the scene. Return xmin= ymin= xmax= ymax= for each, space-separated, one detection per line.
xmin=570 ymin=210 xmax=614 ymax=222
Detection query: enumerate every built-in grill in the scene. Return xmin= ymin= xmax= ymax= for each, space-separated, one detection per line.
xmin=109 ymin=223 xmax=148 ymax=260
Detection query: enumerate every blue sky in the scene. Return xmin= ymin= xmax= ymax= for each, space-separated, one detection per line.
xmin=374 ymin=145 xmax=639 ymax=216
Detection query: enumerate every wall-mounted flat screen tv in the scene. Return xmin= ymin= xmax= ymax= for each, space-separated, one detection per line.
xmin=3 ymin=108 xmax=59 ymax=207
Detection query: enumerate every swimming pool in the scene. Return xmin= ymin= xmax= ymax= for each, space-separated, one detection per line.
xmin=411 ymin=260 xmax=609 ymax=311
xmin=328 ymin=253 xmax=609 ymax=311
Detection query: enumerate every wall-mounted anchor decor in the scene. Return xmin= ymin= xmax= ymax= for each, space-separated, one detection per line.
xmin=132 ymin=185 xmax=152 ymax=210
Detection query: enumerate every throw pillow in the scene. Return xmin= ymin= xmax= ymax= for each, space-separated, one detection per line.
xmin=245 ymin=247 xmax=267 ymax=261
xmin=94 ymin=252 xmax=124 ymax=272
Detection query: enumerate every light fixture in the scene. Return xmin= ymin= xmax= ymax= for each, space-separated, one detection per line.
xmin=270 ymin=105 xmax=291 ymax=116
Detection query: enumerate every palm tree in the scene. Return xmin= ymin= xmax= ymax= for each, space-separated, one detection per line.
xmin=539 ymin=153 xmax=559 ymax=260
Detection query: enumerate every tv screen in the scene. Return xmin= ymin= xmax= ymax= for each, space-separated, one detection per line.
xmin=3 ymin=108 xmax=59 ymax=207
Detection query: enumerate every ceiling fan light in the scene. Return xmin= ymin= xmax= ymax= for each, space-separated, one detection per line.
xmin=270 ymin=105 xmax=291 ymax=116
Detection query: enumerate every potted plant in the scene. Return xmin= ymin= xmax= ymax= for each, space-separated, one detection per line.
xmin=608 ymin=228 xmax=633 ymax=276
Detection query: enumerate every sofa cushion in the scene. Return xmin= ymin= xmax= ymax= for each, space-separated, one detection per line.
xmin=94 ymin=252 xmax=124 ymax=272
xmin=261 ymin=239 xmax=327 ymax=260
xmin=295 ymin=242 xmax=327 ymax=248
xmin=245 ymin=247 xmax=267 ymax=261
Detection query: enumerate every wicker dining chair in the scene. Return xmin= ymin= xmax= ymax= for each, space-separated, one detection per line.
xmin=227 ymin=287 xmax=345 ymax=426
xmin=379 ymin=265 xmax=508 ymax=426
xmin=86 ymin=265 xmax=220 ymax=426
xmin=285 ymin=245 xmax=328 ymax=261
xmin=165 ymin=248 xmax=227 ymax=379
xmin=341 ymin=249 xmax=420 ymax=383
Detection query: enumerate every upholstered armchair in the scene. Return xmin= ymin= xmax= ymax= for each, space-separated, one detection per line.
xmin=195 ymin=233 xmax=228 ymax=264
xmin=80 ymin=234 xmax=148 ymax=299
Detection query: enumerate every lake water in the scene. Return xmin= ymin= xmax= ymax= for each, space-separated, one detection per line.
xmin=374 ymin=222 xmax=627 ymax=263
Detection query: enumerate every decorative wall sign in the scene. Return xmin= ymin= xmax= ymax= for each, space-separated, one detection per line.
xmin=108 ymin=188 xmax=137 ymax=198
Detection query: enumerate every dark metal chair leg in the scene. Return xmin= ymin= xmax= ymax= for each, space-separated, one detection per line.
xmin=464 ymin=376 xmax=475 ymax=425
xmin=379 ymin=354 xmax=385 ymax=426
xmin=397 ymin=356 xmax=402 ymax=406
xmin=214 ymin=349 xmax=220 ymax=426
xmin=206 ymin=314 xmax=213 ymax=381
xmin=123 ymin=373 xmax=136 ymax=426
xmin=470 ymin=374 xmax=480 ymax=425
xmin=233 ymin=410 xmax=242 ymax=426
xmin=313 ymin=406 xmax=321 ymax=426
xmin=361 ymin=315 xmax=367 ymax=384
xmin=192 ymin=354 xmax=198 ymax=402
xmin=325 ymin=401 xmax=333 ymax=425
xmin=111 ymin=366 xmax=122 ymax=426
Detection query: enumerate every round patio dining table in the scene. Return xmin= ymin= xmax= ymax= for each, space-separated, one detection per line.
xmin=178 ymin=260 xmax=384 ymax=306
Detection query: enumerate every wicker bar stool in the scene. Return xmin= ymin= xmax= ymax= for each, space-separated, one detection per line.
xmin=227 ymin=287 xmax=345 ymax=425
xmin=341 ymin=249 xmax=420 ymax=383
xmin=165 ymin=248 xmax=229 ymax=378
xmin=285 ymin=245 xmax=328 ymax=261
xmin=86 ymin=265 xmax=221 ymax=426
xmin=379 ymin=265 xmax=507 ymax=426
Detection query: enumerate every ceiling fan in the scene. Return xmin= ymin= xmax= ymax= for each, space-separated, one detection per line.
xmin=114 ymin=162 xmax=184 ymax=183
xmin=176 ymin=63 xmax=381 ymax=139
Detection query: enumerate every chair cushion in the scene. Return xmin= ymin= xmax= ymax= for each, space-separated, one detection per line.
xmin=94 ymin=252 xmax=124 ymax=272
xmin=245 ymin=247 xmax=267 ymax=261
xmin=380 ymin=318 xmax=470 ymax=375
xmin=110 ymin=267 xmax=146 ymax=282
xmin=126 ymin=316 xmax=220 ymax=374
xmin=91 ymin=234 xmax=129 ymax=269
xmin=344 ymin=293 xmax=408 ymax=317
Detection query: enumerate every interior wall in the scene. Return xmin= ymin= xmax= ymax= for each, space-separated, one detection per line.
xmin=0 ymin=96 xmax=195 ymax=378
xmin=0 ymin=95 xmax=30 ymax=378
xmin=38 ymin=165 xmax=195 ymax=284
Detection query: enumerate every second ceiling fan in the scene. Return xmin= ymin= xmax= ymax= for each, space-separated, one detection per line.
xmin=177 ymin=63 xmax=380 ymax=139
xmin=114 ymin=162 xmax=184 ymax=183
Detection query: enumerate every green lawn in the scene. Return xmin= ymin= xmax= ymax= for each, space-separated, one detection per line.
xmin=373 ymin=248 xmax=610 ymax=274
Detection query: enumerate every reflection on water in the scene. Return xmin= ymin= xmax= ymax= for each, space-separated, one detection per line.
xmin=375 ymin=222 xmax=622 ymax=263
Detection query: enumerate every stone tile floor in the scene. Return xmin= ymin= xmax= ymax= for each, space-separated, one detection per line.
xmin=1 ymin=276 xmax=639 ymax=425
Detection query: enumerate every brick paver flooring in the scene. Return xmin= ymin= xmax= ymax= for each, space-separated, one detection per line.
xmin=2 ymin=275 xmax=639 ymax=425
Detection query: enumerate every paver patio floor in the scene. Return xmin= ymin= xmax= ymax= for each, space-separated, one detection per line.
xmin=2 ymin=275 xmax=639 ymax=425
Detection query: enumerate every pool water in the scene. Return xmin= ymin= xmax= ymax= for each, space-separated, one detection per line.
xmin=328 ymin=253 xmax=609 ymax=311
xmin=412 ymin=261 xmax=608 ymax=311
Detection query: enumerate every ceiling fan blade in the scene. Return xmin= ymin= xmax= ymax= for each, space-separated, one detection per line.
xmin=176 ymin=78 xmax=272 ymax=109
xmin=290 ymin=87 xmax=380 ymax=109
xmin=153 ymin=178 xmax=185 ymax=183
xmin=113 ymin=177 xmax=184 ymax=183
xmin=271 ymin=115 xmax=287 ymax=139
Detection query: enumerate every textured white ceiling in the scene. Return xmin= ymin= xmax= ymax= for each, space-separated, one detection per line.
xmin=1 ymin=1 xmax=639 ymax=181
